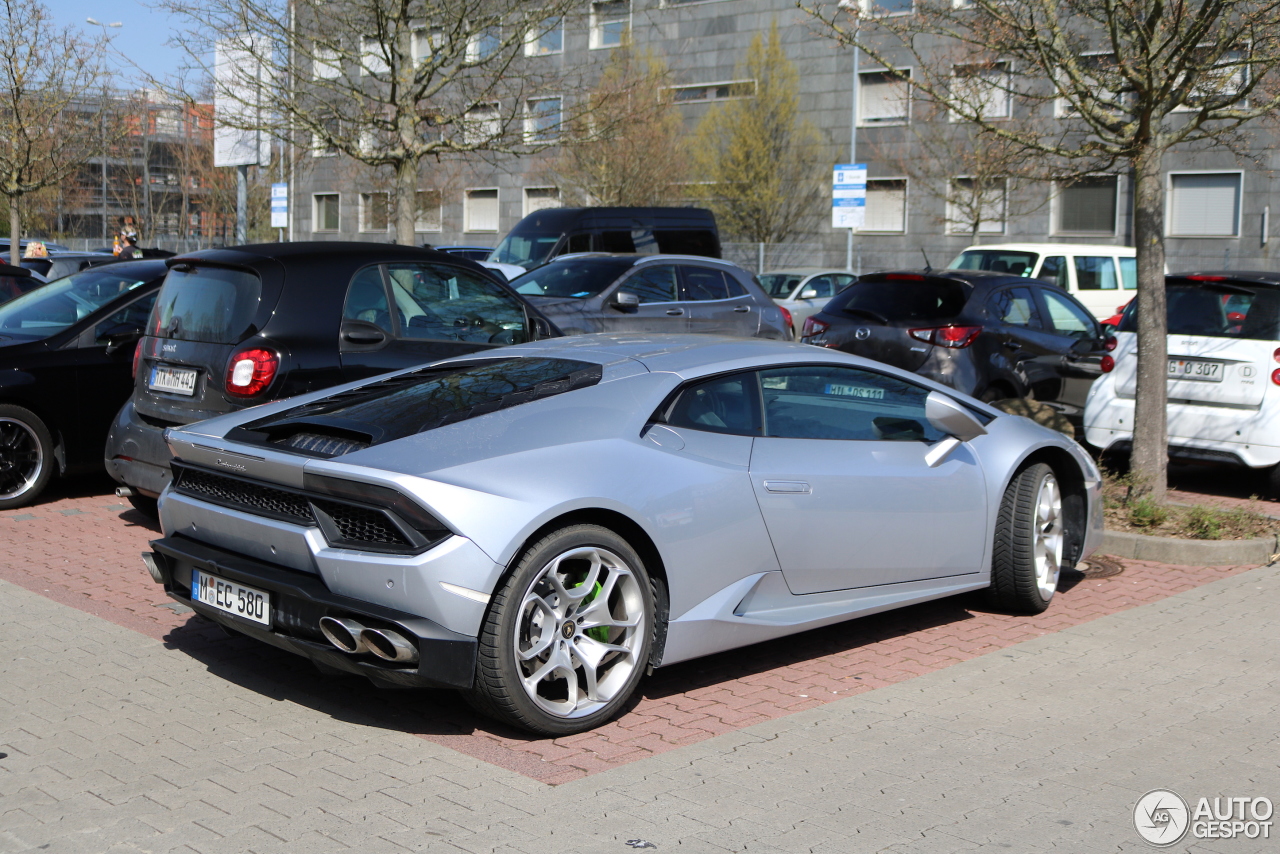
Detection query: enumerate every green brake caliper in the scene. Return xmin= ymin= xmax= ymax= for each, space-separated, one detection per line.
xmin=574 ymin=578 xmax=611 ymax=642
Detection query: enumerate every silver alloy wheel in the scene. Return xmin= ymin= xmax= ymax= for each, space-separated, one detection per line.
xmin=1034 ymin=472 xmax=1064 ymax=600
xmin=513 ymin=545 xmax=646 ymax=719
xmin=0 ymin=417 xmax=43 ymax=501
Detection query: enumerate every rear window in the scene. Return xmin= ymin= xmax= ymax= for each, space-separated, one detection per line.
xmin=512 ymin=257 xmax=635 ymax=299
xmin=150 ymin=265 xmax=262 ymax=344
xmin=948 ymin=250 xmax=1038 ymax=277
xmin=829 ymin=279 xmax=970 ymax=323
xmin=1120 ymin=281 xmax=1280 ymax=340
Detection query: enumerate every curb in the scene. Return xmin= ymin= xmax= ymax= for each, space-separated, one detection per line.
xmin=1101 ymin=530 xmax=1280 ymax=565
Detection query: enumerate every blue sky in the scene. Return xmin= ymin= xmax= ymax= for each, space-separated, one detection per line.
xmin=50 ymin=0 xmax=192 ymax=86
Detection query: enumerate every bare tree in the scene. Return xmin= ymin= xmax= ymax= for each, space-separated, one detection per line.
xmin=162 ymin=0 xmax=620 ymax=245
xmin=0 ymin=0 xmax=114 ymax=264
xmin=804 ymin=0 xmax=1280 ymax=502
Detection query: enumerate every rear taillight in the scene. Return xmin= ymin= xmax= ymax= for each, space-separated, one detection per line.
xmin=226 ymin=348 xmax=279 ymax=397
xmin=1104 ymin=336 xmax=1117 ymax=351
xmin=909 ymin=325 xmax=982 ymax=349
xmin=1272 ymin=368 xmax=1280 ymax=386
xmin=801 ymin=316 xmax=829 ymax=338
xmin=1101 ymin=355 xmax=1115 ymax=373
xmin=131 ymin=340 xmax=143 ymax=379
xmin=1273 ymin=347 xmax=1280 ymax=363
xmin=779 ymin=306 xmax=793 ymax=333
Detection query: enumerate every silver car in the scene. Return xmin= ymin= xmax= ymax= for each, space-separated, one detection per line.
xmin=143 ymin=334 xmax=1103 ymax=735
xmin=759 ymin=268 xmax=857 ymax=336
xmin=510 ymin=253 xmax=791 ymax=340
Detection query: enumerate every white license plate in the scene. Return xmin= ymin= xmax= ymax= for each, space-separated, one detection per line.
xmin=1167 ymin=359 xmax=1223 ymax=382
xmin=149 ymin=365 xmax=198 ymax=396
xmin=191 ymin=569 xmax=271 ymax=625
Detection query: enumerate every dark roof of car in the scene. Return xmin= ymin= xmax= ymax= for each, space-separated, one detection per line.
xmin=0 ymin=262 xmax=34 ymax=277
xmin=858 ymin=269 xmax=1025 ymax=287
xmin=1168 ymin=271 xmax=1280 ymax=287
xmin=167 ymin=242 xmax=486 ymax=271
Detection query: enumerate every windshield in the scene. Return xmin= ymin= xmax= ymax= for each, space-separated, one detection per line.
xmin=0 ymin=263 xmax=159 ymax=339
xmin=511 ymin=257 xmax=635 ymax=299
xmin=489 ymin=232 xmax=562 ymax=268
xmin=831 ymin=279 xmax=970 ymax=323
xmin=759 ymin=274 xmax=803 ymax=298
xmin=948 ymin=250 xmax=1039 ymax=277
xmin=150 ymin=265 xmax=263 ymax=344
xmin=1120 ymin=282 xmax=1280 ymax=341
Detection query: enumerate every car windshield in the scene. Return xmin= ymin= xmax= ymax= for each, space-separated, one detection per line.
xmin=511 ymin=257 xmax=635 ymax=299
xmin=489 ymin=232 xmax=562 ymax=268
xmin=832 ymin=279 xmax=970 ymax=322
xmin=1119 ymin=281 xmax=1280 ymax=340
xmin=759 ymin=274 xmax=804 ymax=298
xmin=948 ymin=250 xmax=1039 ymax=277
xmin=0 ymin=263 xmax=157 ymax=339
xmin=150 ymin=265 xmax=263 ymax=344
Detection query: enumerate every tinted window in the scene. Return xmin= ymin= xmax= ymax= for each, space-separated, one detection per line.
xmin=807 ymin=277 xmax=835 ymax=298
xmin=832 ymin=279 xmax=969 ymax=323
xmin=681 ymin=267 xmax=731 ymax=301
xmin=949 ymin=250 xmax=1038 ymax=276
xmin=990 ymin=287 xmax=1042 ymax=328
xmin=151 ymin=265 xmax=262 ymax=344
xmin=1038 ymin=256 xmax=1067 ymax=288
xmin=760 ymin=274 xmax=802 ymax=298
xmin=511 ymin=257 xmax=634 ymax=298
xmin=0 ymin=274 xmax=32 ymax=303
xmin=490 ymin=232 xmax=561 ymax=267
xmin=1120 ymin=282 xmax=1280 ymax=341
xmin=0 ymin=264 xmax=159 ymax=339
xmin=1119 ymin=257 xmax=1137 ymax=290
xmin=385 ymin=262 xmax=528 ymax=343
xmin=342 ymin=267 xmax=392 ymax=330
xmin=1074 ymin=256 xmax=1118 ymax=290
xmin=759 ymin=366 xmax=946 ymax=442
xmin=664 ymin=372 xmax=760 ymax=436
xmin=623 ymin=265 xmax=679 ymax=303
xmin=1041 ymin=289 xmax=1098 ymax=338
xmin=94 ymin=291 xmax=159 ymax=343
xmin=653 ymin=229 xmax=717 ymax=256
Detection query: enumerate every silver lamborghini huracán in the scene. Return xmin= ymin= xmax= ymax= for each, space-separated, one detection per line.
xmin=143 ymin=334 xmax=1103 ymax=734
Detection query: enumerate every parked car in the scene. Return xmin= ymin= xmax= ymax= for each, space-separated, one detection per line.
xmin=948 ymin=243 xmax=1144 ymax=321
xmin=141 ymin=333 xmax=1103 ymax=734
xmin=1084 ymin=271 xmax=1280 ymax=495
xmin=21 ymin=251 xmax=122 ymax=281
xmin=105 ymin=242 xmax=561 ymax=516
xmin=489 ymin=207 xmax=721 ymax=273
xmin=425 ymin=245 xmax=494 ymax=261
xmin=0 ymin=260 xmax=168 ymax=508
xmin=510 ymin=253 xmax=791 ymax=340
xmin=0 ymin=263 xmax=45 ymax=306
xmin=800 ymin=270 xmax=1114 ymax=413
xmin=760 ymin=268 xmax=857 ymax=336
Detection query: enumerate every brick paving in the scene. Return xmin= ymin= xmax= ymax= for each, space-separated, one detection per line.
xmin=0 ymin=472 xmax=1264 ymax=786
xmin=1167 ymin=463 xmax=1280 ymax=517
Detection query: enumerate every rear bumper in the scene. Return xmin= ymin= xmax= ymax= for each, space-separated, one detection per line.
xmin=147 ymin=534 xmax=477 ymax=689
xmin=105 ymin=400 xmax=173 ymax=496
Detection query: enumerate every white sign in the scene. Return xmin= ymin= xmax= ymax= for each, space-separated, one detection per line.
xmin=832 ymin=163 xmax=866 ymax=230
xmin=214 ymin=38 xmax=270 ymax=167
xmin=270 ymin=183 xmax=288 ymax=228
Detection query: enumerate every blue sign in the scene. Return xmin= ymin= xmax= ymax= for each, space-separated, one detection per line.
xmin=270 ymin=183 xmax=288 ymax=228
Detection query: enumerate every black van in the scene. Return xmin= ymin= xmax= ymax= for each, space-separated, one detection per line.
xmin=488 ymin=207 xmax=720 ymax=271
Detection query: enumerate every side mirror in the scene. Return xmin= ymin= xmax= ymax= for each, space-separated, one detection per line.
xmin=101 ymin=322 xmax=143 ymax=355
xmin=613 ymin=290 xmax=640 ymax=308
xmin=798 ymin=288 xmax=819 ymax=300
xmin=923 ymin=392 xmax=988 ymax=468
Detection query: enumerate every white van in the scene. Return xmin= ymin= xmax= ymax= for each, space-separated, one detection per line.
xmin=948 ymin=243 xmax=1138 ymax=321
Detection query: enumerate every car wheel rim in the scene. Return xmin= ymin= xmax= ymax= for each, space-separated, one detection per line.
xmin=513 ymin=545 xmax=646 ymax=720
xmin=1034 ymin=473 xmax=1063 ymax=600
xmin=0 ymin=417 xmax=43 ymax=501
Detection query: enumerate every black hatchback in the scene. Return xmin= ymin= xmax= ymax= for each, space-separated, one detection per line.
xmin=800 ymin=270 xmax=1113 ymax=412
xmin=105 ymin=242 xmax=559 ymax=514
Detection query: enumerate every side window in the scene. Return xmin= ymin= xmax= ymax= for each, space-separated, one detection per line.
xmin=664 ymin=372 xmax=761 ymax=436
xmin=565 ymin=233 xmax=591 ymax=254
xmin=989 ymin=287 xmax=1042 ymax=328
xmin=680 ymin=267 xmax=731 ymax=301
xmin=724 ymin=273 xmax=747 ymax=298
xmin=622 ymin=265 xmax=678 ymax=303
xmin=342 ymin=266 xmax=392 ymax=330
xmin=385 ymin=262 xmax=529 ymax=343
xmin=1074 ymin=256 xmax=1118 ymax=290
xmin=832 ymin=274 xmax=857 ymax=292
xmin=1040 ymin=288 xmax=1099 ymax=338
xmin=1037 ymin=256 xmax=1067 ymax=288
xmin=1119 ymin=257 xmax=1137 ymax=290
xmin=759 ymin=365 xmax=947 ymax=442
xmin=93 ymin=291 xmax=159 ymax=344
xmin=596 ymin=230 xmax=635 ymax=252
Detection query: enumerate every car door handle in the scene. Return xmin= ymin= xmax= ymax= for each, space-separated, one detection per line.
xmin=733 ymin=306 xmax=752 ymax=313
xmin=1003 ymin=340 xmax=1022 ymax=351
xmin=763 ymin=480 xmax=811 ymax=494
xmin=666 ymin=309 xmax=684 ymax=316
xmin=343 ymin=329 xmax=386 ymax=344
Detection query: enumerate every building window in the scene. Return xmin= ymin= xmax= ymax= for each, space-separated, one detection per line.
xmin=360 ymin=192 xmax=390 ymax=232
xmin=948 ymin=177 xmax=1006 ymax=234
xmin=524 ymin=97 xmax=562 ymax=143
xmin=1055 ymin=176 xmax=1118 ymax=235
xmin=524 ymin=187 xmax=560 ymax=216
xmin=360 ymin=37 xmax=389 ymax=76
xmin=951 ymin=62 xmax=1012 ymax=120
xmin=525 ymin=17 xmax=563 ymax=56
xmin=862 ymin=179 xmax=907 ymax=232
xmin=858 ymin=70 xmax=910 ymax=125
xmin=153 ymin=110 xmax=183 ymax=136
xmin=313 ymin=193 xmax=340 ymax=232
xmin=416 ymin=190 xmax=443 ymax=232
xmin=1168 ymin=172 xmax=1241 ymax=237
xmin=591 ymin=1 xmax=629 ymax=49
xmin=670 ymin=80 xmax=755 ymax=103
xmin=463 ymin=104 xmax=500 ymax=145
xmin=412 ymin=26 xmax=443 ymax=62
xmin=311 ymin=117 xmax=340 ymax=157
xmin=467 ymin=27 xmax=501 ymax=61
xmin=1056 ymin=53 xmax=1121 ymax=117
xmin=858 ymin=0 xmax=913 ymax=15
xmin=465 ymin=189 xmax=499 ymax=232
xmin=313 ymin=44 xmax=341 ymax=80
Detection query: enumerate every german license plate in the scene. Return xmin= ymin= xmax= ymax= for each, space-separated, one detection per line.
xmin=149 ymin=365 xmax=197 ymax=396
xmin=1167 ymin=359 xmax=1223 ymax=382
xmin=191 ymin=569 xmax=270 ymax=625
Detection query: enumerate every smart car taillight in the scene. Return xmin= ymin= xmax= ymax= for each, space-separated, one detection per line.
xmin=1273 ymin=347 xmax=1280 ymax=364
xmin=1104 ymin=336 xmax=1117 ymax=351
xmin=226 ymin=348 xmax=279 ymax=397
xmin=131 ymin=340 xmax=143 ymax=379
xmin=1272 ymin=368 xmax=1280 ymax=386
xmin=909 ymin=325 xmax=982 ymax=349
xmin=1100 ymin=355 xmax=1115 ymax=373
xmin=801 ymin=316 xmax=829 ymax=338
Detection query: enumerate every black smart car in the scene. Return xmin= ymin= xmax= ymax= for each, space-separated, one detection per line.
xmin=800 ymin=270 xmax=1113 ymax=412
xmin=105 ymin=242 xmax=559 ymax=515
xmin=0 ymin=260 xmax=169 ymax=508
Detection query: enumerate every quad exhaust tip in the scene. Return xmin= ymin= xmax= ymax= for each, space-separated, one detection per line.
xmin=319 ymin=616 xmax=369 ymax=654
xmin=361 ymin=628 xmax=419 ymax=664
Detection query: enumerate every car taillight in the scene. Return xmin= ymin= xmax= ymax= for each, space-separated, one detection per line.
xmin=1273 ymin=347 xmax=1280 ymax=363
xmin=801 ymin=316 xmax=829 ymax=338
xmin=131 ymin=340 xmax=143 ymax=379
xmin=1104 ymin=336 xmax=1117 ymax=351
xmin=1272 ymin=368 xmax=1280 ymax=386
xmin=226 ymin=348 xmax=279 ymax=396
xmin=909 ymin=325 xmax=982 ymax=349
xmin=1100 ymin=355 xmax=1115 ymax=373
xmin=779 ymin=306 xmax=793 ymax=332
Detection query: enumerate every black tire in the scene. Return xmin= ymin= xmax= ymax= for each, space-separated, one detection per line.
xmin=466 ymin=524 xmax=654 ymax=735
xmin=1265 ymin=464 xmax=1280 ymax=500
xmin=0 ymin=404 xmax=55 ymax=510
xmin=987 ymin=462 xmax=1064 ymax=614
xmin=126 ymin=493 xmax=159 ymax=519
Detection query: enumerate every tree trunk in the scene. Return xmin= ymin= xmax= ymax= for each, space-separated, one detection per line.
xmin=1129 ymin=147 xmax=1169 ymax=502
xmin=394 ymin=157 xmax=417 ymax=246
xmin=9 ymin=198 xmax=18 ymax=267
